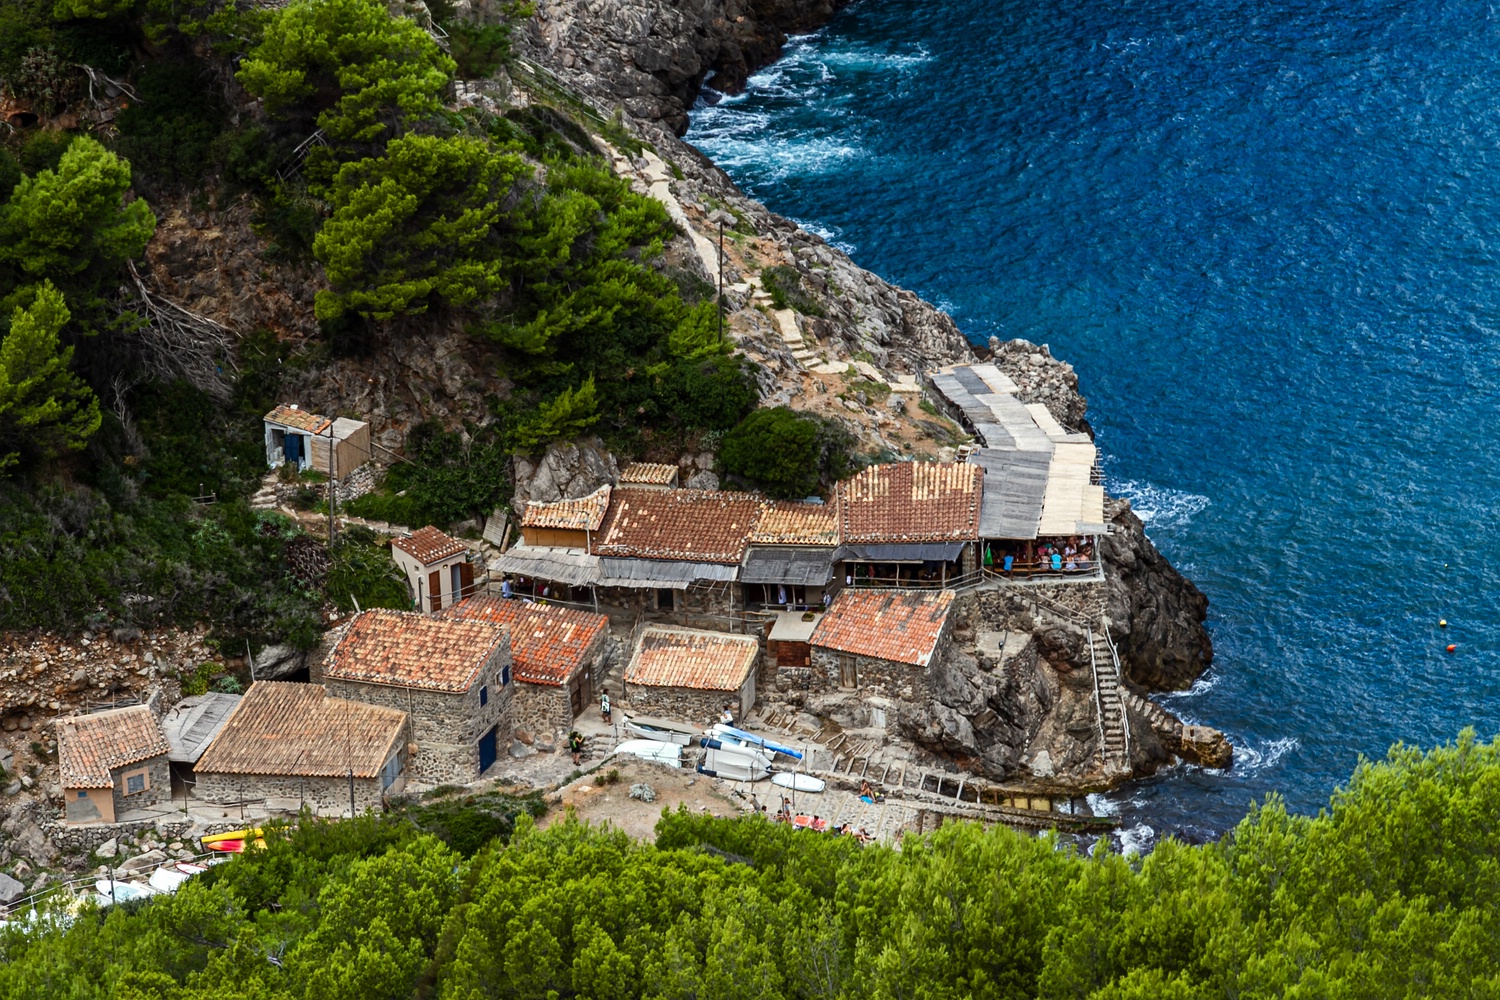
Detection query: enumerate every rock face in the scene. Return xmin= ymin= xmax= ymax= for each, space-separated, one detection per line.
xmin=1101 ymin=498 xmax=1214 ymax=690
xmin=525 ymin=0 xmax=852 ymax=135
xmin=512 ymin=437 xmax=620 ymax=509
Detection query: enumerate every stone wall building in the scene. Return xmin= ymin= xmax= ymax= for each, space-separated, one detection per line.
xmin=58 ymin=705 xmax=171 ymax=825
xmin=593 ymin=488 xmax=762 ymax=626
xmin=835 ymin=463 xmax=982 ymax=587
xmin=741 ymin=500 xmax=839 ymax=610
xmin=315 ymin=609 xmax=513 ymax=785
xmin=391 ymin=526 xmax=474 ymax=613
xmin=622 ymin=626 xmax=760 ymax=725
xmin=808 ymin=589 xmax=957 ymax=700
xmin=444 ymin=595 xmax=609 ymax=740
xmin=193 ymin=682 xmax=410 ymax=817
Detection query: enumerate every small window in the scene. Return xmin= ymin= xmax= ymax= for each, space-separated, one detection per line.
xmin=125 ymin=772 xmax=146 ymax=795
xmin=479 ymin=685 xmax=489 ymax=707
xmin=77 ymin=790 xmax=87 ymax=799
xmin=501 ymin=664 xmax=512 ymax=686
xmin=657 ymin=588 xmax=675 ymax=611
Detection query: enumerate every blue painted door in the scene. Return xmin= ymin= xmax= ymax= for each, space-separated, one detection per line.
xmin=478 ymin=726 xmax=497 ymax=773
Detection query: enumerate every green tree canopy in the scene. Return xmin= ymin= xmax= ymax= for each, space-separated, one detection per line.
xmin=0 ymin=281 xmax=101 ymax=470
xmin=718 ymin=406 xmax=850 ymax=499
xmin=237 ymin=0 xmax=455 ymax=149
xmin=0 ymin=136 xmax=156 ymax=331
xmin=313 ymin=134 xmax=527 ymax=321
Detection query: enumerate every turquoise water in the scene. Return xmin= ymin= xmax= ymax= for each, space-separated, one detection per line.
xmin=687 ymin=0 xmax=1500 ymax=845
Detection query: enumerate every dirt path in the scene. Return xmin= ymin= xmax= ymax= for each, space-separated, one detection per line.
xmin=536 ymin=756 xmax=752 ymax=842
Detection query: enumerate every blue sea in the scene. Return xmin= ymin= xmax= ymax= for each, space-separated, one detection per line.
xmin=687 ymin=0 xmax=1500 ymax=846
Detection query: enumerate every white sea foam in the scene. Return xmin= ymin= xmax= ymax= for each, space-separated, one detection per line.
xmin=1115 ymin=823 xmax=1156 ymax=857
xmin=1157 ymin=672 xmax=1221 ymax=700
xmin=1084 ymin=792 xmax=1119 ymax=816
xmin=1230 ymin=737 xmax=1299 ymax=776
xmin=1108 ymin=477 xmax=1210 ymax=531
xmin=795 ymin=218 xmax=857 ymax=255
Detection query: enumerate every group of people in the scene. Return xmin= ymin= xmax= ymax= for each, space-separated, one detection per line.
xmin=986 ymin=536 xmax=1096 ymax=576
xmin=772 ymin=797 xmax=877 ymax=843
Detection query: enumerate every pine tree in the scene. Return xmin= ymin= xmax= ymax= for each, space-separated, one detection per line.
xmin=0 ymin=281 xmax=101 ymax=470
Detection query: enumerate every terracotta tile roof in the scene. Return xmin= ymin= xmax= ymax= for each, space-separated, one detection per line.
xmin=264 ymin=404 xmax=332 ymax=435
xmin=444 ymin=595 xmax=607 ymax=686
xmin=194 ymin=682 xmax=407 ymax=779
xmin=392 ymin=526 xmax=467 ymax=566
xmin=838 ymin=463 xmax=982 ymax=543
xmin=810 ymin=589 xmax=956 ymax=666
xmin=326 ymin=609 xmax=506 ymax=694
xmin=57 ymin=706 xmax=170 ymax=789
xmin=619 ymin=462 xmax=679 ymax=486
xmin=624 ymin=627 xmax=759 ymax=692
xmin=752 ymin=501 xmax=838 ymax=545
xmin=594 ymin=488 xmax=763 ymax=564
xmin=521 ymin=485 xmax=612 ymax=532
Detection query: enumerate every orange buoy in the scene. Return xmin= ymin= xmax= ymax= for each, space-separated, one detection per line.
xmin=1446 ymin=644 xmax=1457 ymax=653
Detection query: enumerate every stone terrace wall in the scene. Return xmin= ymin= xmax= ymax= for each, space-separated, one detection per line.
xmin=195 ymin=771 xmax=385 ymax=816
xmin=511 ymin=684 xmax=572 ymax=743
xmin=322 ymin=677 xmax=511 ymax=785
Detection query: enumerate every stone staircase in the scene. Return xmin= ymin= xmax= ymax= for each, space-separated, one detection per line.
xmin=250 ymin=471 xmax=280 ymax=511
xmin=1089 ymin=625 xmax=1130 ymax=774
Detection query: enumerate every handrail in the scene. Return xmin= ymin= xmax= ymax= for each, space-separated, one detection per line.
xmin=1102 ymin=624 xmax=1131 ymax=764
xmin=1085 ymin=625 xmax=1108 ymax=764
xmin=843 ymin=569 xmax=986 ymax=592
xmin=6 ymin=850 xmax=222 ymax=916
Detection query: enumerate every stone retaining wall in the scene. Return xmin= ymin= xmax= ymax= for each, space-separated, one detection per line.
xmin=195 ymin=771 xmax=386 ymax=817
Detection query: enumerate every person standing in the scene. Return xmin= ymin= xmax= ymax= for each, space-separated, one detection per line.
xmin=600 ymin=691 xmax=611 ymax=723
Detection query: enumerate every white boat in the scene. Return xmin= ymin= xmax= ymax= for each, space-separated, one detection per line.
xmin=148 ymin=867 xmax=193 ymax=894
xmin=708 ymin=724 xmax=804 ymax=760
xmin=93 ymin=880 xmax=156 ymax=906
xmin=613 ymin=739 xmax=683 ymax=767
xmin=622 ymin=716 xmax=699 ymax=746
xmin=771 ymin=772 xmax=826 ymax=793
xmin=698 ymin=747 xmax=773 ymax=782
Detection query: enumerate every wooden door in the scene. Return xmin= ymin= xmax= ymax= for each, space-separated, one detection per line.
xmin=428 ymin=570 xmax=442 ymax=611
xmin=459 ymin=562 xmax=475 ymax=600
xmin=839 ymin=654 xmax=857 ymax=689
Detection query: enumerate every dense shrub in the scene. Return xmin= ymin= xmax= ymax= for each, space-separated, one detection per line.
xmin=113 ymin=56 xmax=230 ymax=190
xmin=718 ymin=405 xmax=853 ymax=499
xmin=6 ymin=737 xmax=1500 ymax=998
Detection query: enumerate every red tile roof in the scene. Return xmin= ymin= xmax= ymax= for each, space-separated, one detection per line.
xmin=594 ymin=488 xmax=763 ymax=564
xmin=392 ymin=526 xmax=468 ymax=566
xmin=837 ymin=463 xmax=982 ymax=543
xmin=444 ymin=595 xmax=607 ymax=686
xmin=521 ymin=486 xmax=612 ymax=532
xmin=326 ymin=609 xmax=506 ymax=694
xmin=264 ymin=404 xmax=332 ymax=435
xmin=810 ymin=589 xmax=956 ymax=666
xmin=752 ymin=501 xmax=838 ymax=545
xmin=57 ymin=706 xmax=170 ymax=789
xmin=194 ymin=682 xmax=407 ymax=779
xmin=619 ymin=462 xmax=679 ymax=486
xmin=624 ymin=627 xmax=759 ymax=692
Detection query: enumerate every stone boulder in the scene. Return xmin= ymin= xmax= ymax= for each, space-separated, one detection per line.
xmin=512 ymin=436 xmax=619 ymax=509
xmin=95 ymin=838 xmax=118 ymax=859
xmin=119 ymin=849 xmax=167 ymax=874
xmin=0 ymin=872 xmax=23 ymax=905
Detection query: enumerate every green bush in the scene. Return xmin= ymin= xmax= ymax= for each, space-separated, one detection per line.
xmin=113 ymin=56 xmax=230 ymax=190
xmin=718 ymin=406 xmax=852 ymax=499
xmin=324 ymin=538 xmax=411 ymax=612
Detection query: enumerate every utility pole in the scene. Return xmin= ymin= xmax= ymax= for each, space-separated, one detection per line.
xmin=326 ymin=423 xmax=337 ymax=549
xmin=708 ymin=209 xmax=731 ymax=344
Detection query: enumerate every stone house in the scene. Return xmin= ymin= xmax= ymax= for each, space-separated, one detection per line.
xmin=392 ymin=526 xmax=474 ymax=612
xmin=58 ymin=705 xmax=171 ymax=825
xmin=193 ymin=682 xmax=410 ymax=816
xmin=808 ymin=589 xmax=957 ymax=700
xmin=741 ymin=500 xmax=839 ymax=611
xmin=593 ymin=488 xmax=763 ymax=625
xmin=444 ymin=595 xmax=609 ymax=739
xmin=263 ymin=404 xmax=371 ymax=477
xmin=835 ymin=463 xmax=982 ymax=588
xmin=315 ymin=609 xmax=513 ymax=784
xmin=622 ymin=626 xmax=760 ymax=725
xmin=494 ymin=486 xmax=612 ymax=604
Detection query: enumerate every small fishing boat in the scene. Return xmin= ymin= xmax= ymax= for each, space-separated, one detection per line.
xmin=613 ymin=739 xmax=684 ymax=767
xmin=93 ymin=880 xmax=156 ymax=906
xmin=770 ymin=772 xmax=825 ymax=793
xmin=707 ymin=724 xmax=803 ymax=760
xmin=698 ymin=747 xmax=773 ymax=782
xmin=622 ymin=716 xmax=699 ymax=746
xmin=148 ymin=867 xmax=193 ymax=894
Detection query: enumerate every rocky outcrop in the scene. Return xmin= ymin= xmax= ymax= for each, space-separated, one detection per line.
xmin=511 ymin=437 xmax=620 ymax=509
xmin=524 ymin=0 xmax=851 ymax=135
xmin=1101 ymin=498 xmax=1214 ymax=691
